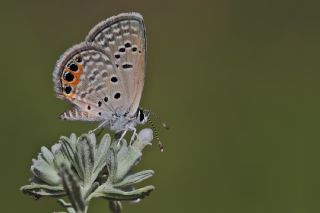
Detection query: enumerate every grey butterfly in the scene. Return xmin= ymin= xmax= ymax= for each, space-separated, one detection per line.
xmin=53 ymin=12 xmax=149 ymax=142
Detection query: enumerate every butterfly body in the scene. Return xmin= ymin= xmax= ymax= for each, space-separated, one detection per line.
xmin=53 ymin=12 xmax=149 ymax=135
xmin=106 ymin=108 xmax=149 ymax=132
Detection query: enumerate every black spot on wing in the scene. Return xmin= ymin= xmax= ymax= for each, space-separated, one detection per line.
xmin=114 ymin=92 xmax=121 ymax=99
xmin=122 ymin=63 xmax=133 ymax=69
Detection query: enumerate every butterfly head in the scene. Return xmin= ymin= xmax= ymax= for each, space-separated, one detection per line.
xmin=136 ymin=108 xmax=150 ymax=125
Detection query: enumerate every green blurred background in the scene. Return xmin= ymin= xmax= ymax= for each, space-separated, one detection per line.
xmin=1 ymin=0 xmax=320 ymax=212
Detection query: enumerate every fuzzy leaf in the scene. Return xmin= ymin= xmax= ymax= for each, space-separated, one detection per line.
xmin=21 ymin=129 xmax=155 ymax=213
xmin=91 ymin=183 xmax=154 ymax=201
xmin=59 ymin=137 xmax=76 ymax=165
xmin=109 ymin=201 xmax=122 ymax=213
xmin=57 ymin=199 xmax=76 ymax=213
xmin=59 ymin=165 xmax=85 ymax=213
xmin=31 ymin=147 xmax=61 ymax=186
xmin=74 ymin=134 xmax=95 ymax=186
xmin=20 ymin=184 xmax=65 ymax=197
xmin=113 ymin=170 xmax=154 ymax=187
xmin=116 ymin=140 xmax=128 ymax=161
xmin=116 ymin=146 xmax=142 ymax=181
xmin=53 ymin=147 xmax=72 ymax=170
xmin=40 ymin=147 xmax=54 ymax=164
xmin=92 ymin=134 xmax=110 ymax=180
xmin=106 ymin=147 xmax=118 ymax=183
xmin=83 ymin=181 xmax=100 ymax=200
xmin=132 ymin=128 xmax=154 ymax=151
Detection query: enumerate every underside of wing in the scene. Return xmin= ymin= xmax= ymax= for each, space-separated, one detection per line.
xmin=85 ymin=12 xmax=147 ymax=116
xmin=53 ymin=42 xmax=132 ymax=121
xmin=60 ymin=106 xmax=100 ymax=121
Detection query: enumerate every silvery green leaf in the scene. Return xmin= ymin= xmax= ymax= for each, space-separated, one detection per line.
xmin=57 ymin=199 xmax=72 ymax=207
xmin=57 ymin=199 xmax=76 ymax=213
xmin=83 ymin=181 xmax=100 ymax=200
xmin=40 ymin=146 xmax=55 ymax=164
xmin=59 ymin=165 xmax=85 ymax=213
xmin=91 ymin=184 xmax=155 ymax=201
xmin=22 ymin=128 xmax=156 ymax=212
xmin=92 ymin=134 xmax=110 ymax=180
xmin=116 ymin=146 xmax=142 ymax=181
xmin=74 ymin=134 xmax=95 ymax=186
xmin=20 ymin=184 xmax=65 ymax=197
xmin=53 ymin=147 xmax=72 ymax=170
xmin=62 ymin=133 xmax=78 ymax=150
xmin=115 ymin=129 xmax=154 ymax=180
xmin=116 ymin=140 xmax=129 ymax=162
xmin=106 ymin=147 xmax=118 ymax=182
xmin=31 ymin=147 xmax=61 ymax=186
xmin=31 ymin=162 xmax=60 ymax=186
xmin=113 ymin=170 xmax=154 ymax=187
xmin=109 ymin=201 xmax=122 ymax=213
xmin=132 ymin=128 xmax=153 ymax=151
xmin=58 ymin=134 xmax=84 ymax=184
xmin=58 ymin=135 xmax=76 ymax=165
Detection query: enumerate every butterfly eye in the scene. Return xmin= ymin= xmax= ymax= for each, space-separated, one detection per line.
xmin=64 ymin=86 xmax=72 ymax=94
xmin=63 ymin=72 xmax=74 ymax=82
xmin=69 ymin=63 xmax=78 ymax=72
xmin=104 ymin=97 xmax=109 ymax=102
xmin=139 ymin=110 xmax=145 ymax=122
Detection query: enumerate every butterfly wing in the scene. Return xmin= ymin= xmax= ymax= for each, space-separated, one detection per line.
xmin=85 ymin=12 xmax=146 ymax=117
xmin=60 ymin=107 xmax=97 ymax=121
xmin=53 ymin=42 xmax=133 ymax=122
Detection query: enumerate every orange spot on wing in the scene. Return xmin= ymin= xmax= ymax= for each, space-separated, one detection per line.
xmin=61 ymin=64 xmax=84 ymax=98
xmin=63 ymin=93 xmax=75 ymax=101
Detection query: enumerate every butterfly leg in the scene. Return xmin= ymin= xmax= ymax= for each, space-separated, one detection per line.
xmin=128 ymin=126 xmax=140 ymax=145
xmin=117 ymin=129 xmax=128 ymax=146
xmin=89 ymin=120 xmax=108 ymax=134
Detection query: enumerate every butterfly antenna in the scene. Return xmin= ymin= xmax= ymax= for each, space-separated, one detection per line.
xmin=148 ymin=118 xmax=164 ymax=152
xmin=150 ymin=111 xmax=170 ymax=130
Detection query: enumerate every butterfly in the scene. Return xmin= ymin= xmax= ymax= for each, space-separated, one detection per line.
xmin=52 ymin=12 xmax=154 ymax=145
